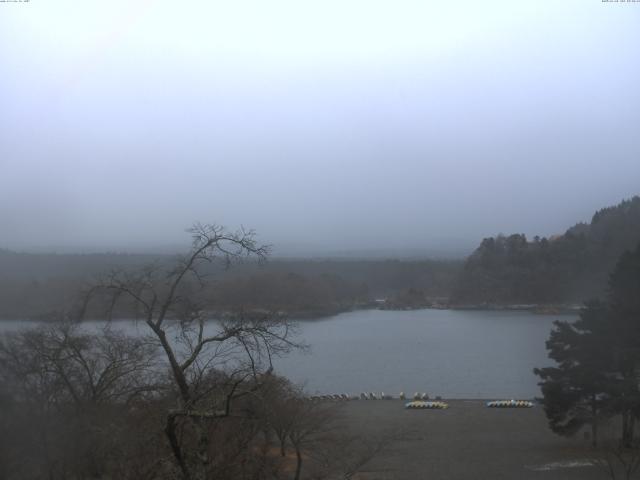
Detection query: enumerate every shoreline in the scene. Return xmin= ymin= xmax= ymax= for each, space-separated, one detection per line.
xmin=307 ymin=396 xmax=540 ymax=402
xmin=0 ymin=303 xmax=582 ymax=323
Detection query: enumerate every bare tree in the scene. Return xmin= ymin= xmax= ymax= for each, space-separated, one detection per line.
xmin=0 ymin=320 xmax=161 ymax=479
xmin=253 ymin=374 xmax=304 ymax=458
xmin=276 ymin=397 xmax=396 ymax=480
xmin=593 ymin=442 xmax=640 ymax=480
xmin=81 ymin=223 xmax=301 ymax=480
xmin=0 ymin=320 xmax=159 ymax=405
xmin=306 ymin=425 xmax=399 ymax=480
xmin=288 ymin=400 xmax=337 ymax=480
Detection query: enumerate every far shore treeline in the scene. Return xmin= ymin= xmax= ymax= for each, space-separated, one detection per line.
xmin=1 ymin=196 xmax=639 ymax=320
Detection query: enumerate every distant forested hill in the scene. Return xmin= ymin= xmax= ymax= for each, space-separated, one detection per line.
xmin=0 ymin=249 xmax=461 ymax=319
xmin=452 ymin=196 xmax=640 ymax=305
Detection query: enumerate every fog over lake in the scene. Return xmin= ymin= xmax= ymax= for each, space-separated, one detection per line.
xmin=1 ymin=309 xmax=569 ymax=399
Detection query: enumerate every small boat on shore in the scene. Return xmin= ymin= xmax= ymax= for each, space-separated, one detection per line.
xmin=405 ymin=401 xmax=448 ymax=409
xmin=486 ymin=399 xmax=533 ymax=408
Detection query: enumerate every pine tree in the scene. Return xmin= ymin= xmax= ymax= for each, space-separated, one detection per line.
xmin=535 ymin=243 xmax=640 ymax=446
xmin=534 ymin=301 xmax=612 ymax=446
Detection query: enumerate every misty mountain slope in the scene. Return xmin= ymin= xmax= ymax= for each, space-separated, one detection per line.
xmin=452 ymin=196 xmax=640 ymax=305
xmin=0 ymin=249 xmax=461 ymax=319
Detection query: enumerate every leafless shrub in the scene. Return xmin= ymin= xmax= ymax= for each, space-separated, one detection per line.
xmin=0 ymin=321 xmax=162 ymax=479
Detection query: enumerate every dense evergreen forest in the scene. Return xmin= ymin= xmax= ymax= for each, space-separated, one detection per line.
xmin=452 ymin=196 xmax=640 ymax=305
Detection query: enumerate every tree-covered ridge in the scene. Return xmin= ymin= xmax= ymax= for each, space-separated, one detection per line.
xmin=453 ymin=196 xmax=640 ymax=305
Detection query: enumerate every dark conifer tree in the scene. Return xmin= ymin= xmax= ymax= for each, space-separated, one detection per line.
xmin=606 ymin=243 xmax=640 ymax=447
xmin=535 ymin=242 xmax=640 ymax=446
xmin=534 ymin=301 xmax=612 ymax=446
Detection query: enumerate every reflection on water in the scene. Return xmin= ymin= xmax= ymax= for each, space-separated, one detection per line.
xmin=0 ymin=308 xmax=571 ymax=399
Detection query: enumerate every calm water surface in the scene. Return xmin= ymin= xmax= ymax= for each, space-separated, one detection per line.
xmin=274 ymin=309 xmax=570 ymax=399
xmin=0 ymin=309 xmax=572 ymax=399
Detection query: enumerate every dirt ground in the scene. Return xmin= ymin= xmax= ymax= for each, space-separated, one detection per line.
xmin=338 ymin=399 xmax=606 ymax=480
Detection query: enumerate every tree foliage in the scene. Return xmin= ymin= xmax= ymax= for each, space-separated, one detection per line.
xmin=454 ymin=196 xmax=640 ymax=304
xmin=534 ymin=301 xmax=612 ymax=445
xmin=535 ymin=242 xmax=640 ymax=447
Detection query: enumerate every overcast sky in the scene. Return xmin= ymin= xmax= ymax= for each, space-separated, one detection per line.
xmin=1 ymin=0 xmax=639 ymax=256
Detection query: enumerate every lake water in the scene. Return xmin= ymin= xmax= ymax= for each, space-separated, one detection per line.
xmin=274 ymin=309 xmax=569 ymax=399
xmin=0 ymin=309 xmax=571 ymax=399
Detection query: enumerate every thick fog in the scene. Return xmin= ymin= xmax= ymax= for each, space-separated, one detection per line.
xmin=1 ymin=0 xmax=639 ymax=256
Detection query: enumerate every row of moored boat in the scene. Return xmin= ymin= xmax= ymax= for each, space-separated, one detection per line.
xmin=486 ymin=400 xmax=534 ymax=408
